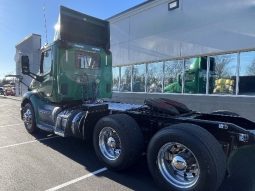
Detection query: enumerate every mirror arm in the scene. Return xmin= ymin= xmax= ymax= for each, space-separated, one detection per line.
xmin=19 ymin=80 xmax=30 ymax=89
xmin=26 ymin=72 xmax=44 ymax=82
xmin=35 ymin=75 xmax=44 ymax=82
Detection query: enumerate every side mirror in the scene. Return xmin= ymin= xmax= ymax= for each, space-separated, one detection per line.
xmin=21 ymin=56 xmax=30 ymax=75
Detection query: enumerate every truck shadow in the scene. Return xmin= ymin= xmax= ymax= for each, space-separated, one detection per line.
xmin=35 ymin=131 xmax=255 ymax=191
xmin=219 ymin=146 xmax=255 ymax=191
xmin=34 ymin=131 xmax=158 ymax=190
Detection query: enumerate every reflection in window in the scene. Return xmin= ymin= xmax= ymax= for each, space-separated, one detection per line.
xmin=113 ymin=51 xmax=255 ymax=97
xmin=183 ymin=57 xmax=207 ymax=94
xmin=211 ymin=54 xmax=237 ymax=95
xmin=164 ymin=60 xmax=182 ymax=93
xmin=120 ymin=66 xmax=132 ymax=92
xmin=239 ymin=51 xmax=255 ymax=95
xmin=112 ymin=67 xmax=120 ymax=91
xmin=147 ymin=62 xmax=163 ymax=93
xmin=133 ymin=64 xmax=145 ymax=92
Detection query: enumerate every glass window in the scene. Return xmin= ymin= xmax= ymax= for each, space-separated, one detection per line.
xmin=164 ymin=60 xmax=183 ymax=93
xmin=120 ymin=66 xmax=132 ymax=92
xmin=76 ymin=51 xmax=100 ymax=69
xmin=42 ymin=49 xmax=52 ymax=74
xmin=133 ymin=64 xmax=146 ymax=92
xmin=147 ymin=62 xmax=163 ymax=93
xmin=183 ymin=57 xmax=207 ymax=94
xmin=112 ymin=67 xmax=120 ymax=91
xmin=211 ymin=54 xmax=237 ymax=95
xmin=239 ymin=51 xmax=255 ymax=95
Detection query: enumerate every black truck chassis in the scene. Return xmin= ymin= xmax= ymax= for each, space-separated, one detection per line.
xmin=21 ymin=96 xmax=255 ymax=191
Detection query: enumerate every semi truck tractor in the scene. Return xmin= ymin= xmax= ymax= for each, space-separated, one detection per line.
xmin=20 ymin=6 xmax=255 ymax=191
xmin=164 ymin=57 xmax=215 ymax=94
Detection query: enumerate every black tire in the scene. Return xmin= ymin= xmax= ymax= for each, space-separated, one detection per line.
xmin=93 ymin=114 xmax=144 ymax=171
xmin=23 ymin=103 xmax=37 ymax=134
xmin=147 ymin=123 xmax=226 ymax=191
xmin=211 ymin=110 xmax=240 ymax=117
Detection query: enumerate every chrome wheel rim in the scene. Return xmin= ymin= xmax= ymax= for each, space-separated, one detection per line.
xmin=99 ymin=127 xmax=121 ymax=160
xmin=157 ymin=142 xmax=200 ymax=189
xmin=23 ymin=108 xmax=33 ymax=129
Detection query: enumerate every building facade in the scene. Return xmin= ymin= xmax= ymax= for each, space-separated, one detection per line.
xmin=15 ymin=34 xmax=41 ymax=96
xmin=108 ymin=0 xmax=255 ymax=121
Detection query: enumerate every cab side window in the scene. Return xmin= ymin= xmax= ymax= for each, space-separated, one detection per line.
xmin=42 ymin=49 xmax=52 ymax=75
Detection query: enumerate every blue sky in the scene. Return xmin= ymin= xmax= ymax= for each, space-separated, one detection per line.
xmin=0 ymin=0 xmax=145 ymax=79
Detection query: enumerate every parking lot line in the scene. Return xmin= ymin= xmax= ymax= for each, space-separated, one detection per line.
xmin=0 ymin=123 xmax=23 ymax=128
xmin=45 ymin=167 xmax=108 ymax=191
xmin=0 ymin=136 xmax=59 ymax=149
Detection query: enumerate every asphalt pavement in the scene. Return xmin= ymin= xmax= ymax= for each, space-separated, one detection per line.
xmin=0 ymin=96 xmax=255 ymax=191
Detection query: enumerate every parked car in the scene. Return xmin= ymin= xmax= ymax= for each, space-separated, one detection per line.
xmin=4 ymin=87 xmax=15 ymax=96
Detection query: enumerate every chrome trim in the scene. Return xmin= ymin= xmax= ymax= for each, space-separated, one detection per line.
xmin=99 ymin=127 xmax=122 ymax=161
xmin=157 ymin=142 xmax=200 ymax=189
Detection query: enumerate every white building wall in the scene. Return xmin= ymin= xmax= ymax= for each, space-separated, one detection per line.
xmin=109 ymin=0 xmax=255 ymax=66
xmin=108 ymin=0 xmax=255 ymax=122
xmin=15 ymin=34 xmax=41 ymax=96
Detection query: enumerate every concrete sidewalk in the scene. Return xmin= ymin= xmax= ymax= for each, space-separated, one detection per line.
xmin=0 ymin=95 xmax=22 ymax=101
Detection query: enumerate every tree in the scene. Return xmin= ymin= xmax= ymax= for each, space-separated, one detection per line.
xmin=133 ymin=65 xmax=146 ymax=92
xmin=1 ymin=78 xmax=9 ymax=86
xmin=247 ymin=59 xmax=255 ymax=75
xmin=214 ymin=55 xmax=233 ymax=78
xmin=147 ymin=62 xmax=163 ymax=92
xmin=133 ymin=66 xmax=145 ymax=82
xmin=112 ymin=68 xmax=120 ymax=91
xmin=120 ymin=66 xmax=132 ymax=91
xmin=165 ymin=60 xmax=183 ymax=84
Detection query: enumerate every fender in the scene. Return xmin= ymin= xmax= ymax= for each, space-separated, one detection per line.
xmin=82 ymin=109 xmax=109 ymax=141
xmin=21 ymin=91 xmax=35 ymax=107
xmin=20 ymin=91 xmax=46 ymax=125
xmin=20 ymin=91 xmax=36 ymax=120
